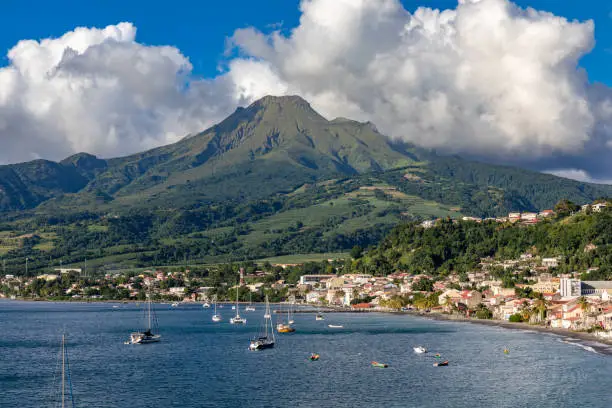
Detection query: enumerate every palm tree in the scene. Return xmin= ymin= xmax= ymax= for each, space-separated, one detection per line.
xmin=532 ymin=297 xmax=549 ymax=324
xmin=577 ymin=296 xmax=589 ymax=312
xmin=577 ymin=296 xmax=590 ymax=329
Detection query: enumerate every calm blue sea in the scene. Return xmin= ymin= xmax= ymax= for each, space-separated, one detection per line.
xmin=1 ymin=300 xmax=611 ymax=408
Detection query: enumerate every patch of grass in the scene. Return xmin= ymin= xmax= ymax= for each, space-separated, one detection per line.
xmin=255 ymin=252 xmax=349 ymax=264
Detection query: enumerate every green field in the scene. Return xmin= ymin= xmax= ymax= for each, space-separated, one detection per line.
xmin=255 ymin=252 xmax=349 ymax=264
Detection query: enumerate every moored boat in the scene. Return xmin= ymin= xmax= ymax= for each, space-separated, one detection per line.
xmin=245 ymin=293 xmax=256 ymax=312
xmin=371 ymin=361 xmax=388 ymax=368
xmin=433 ymin=360 xmax=449 ymax=367
xmin=230 ymin=286 xmax=246 ymax=325
xmin=212 ymin=296 xmax=222 ymax=322
xmin=413 ymin=346 xmax=427 ymax=354
xmin=328 ymin=324 xmax=343 ymax=328
xmin=309 ymin=353 xmax=320 ymax=361
xmin=128 ymin=294 xmax=161 ymax=344
xmin=249 ymin=296 xmax=275 ymax=351
xmin=277 ymin=324 xmax=295 ymax=333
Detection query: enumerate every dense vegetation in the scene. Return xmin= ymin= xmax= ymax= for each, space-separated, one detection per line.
xmin=347 ymin=203 xmax=612 ymax=279
xmin=1 ymin=95 xmax=611 ymax=274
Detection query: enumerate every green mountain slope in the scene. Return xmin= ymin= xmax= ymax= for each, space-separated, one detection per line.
xmin=1 ymin=95 xmax=611 ymax=215
xmin=1 ymin=95 xmax=612 ymax=273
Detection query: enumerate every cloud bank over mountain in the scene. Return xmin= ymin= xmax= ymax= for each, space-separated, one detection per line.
xmin=0 ymin=0 xmax=611 ymax=182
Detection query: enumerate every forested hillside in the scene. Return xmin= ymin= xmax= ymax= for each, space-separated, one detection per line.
xmin=348 ymin=203 xmax=612 ymax=279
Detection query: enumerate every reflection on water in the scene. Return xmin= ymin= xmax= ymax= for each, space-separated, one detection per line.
xmin=1 ymin=300 xmax=611 ymax=408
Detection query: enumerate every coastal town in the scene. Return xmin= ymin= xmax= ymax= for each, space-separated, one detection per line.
xmin=1 ymin=201 xmax=611 ymax=341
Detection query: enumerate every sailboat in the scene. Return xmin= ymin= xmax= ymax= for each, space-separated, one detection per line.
xmin=53 ymin=334 xmax=76 ymax=408
xmin=212 ymin=296 xmax=222 ymax=322
xmin=249 ymin=296 xmax=275 ymax=350
xmin=245 ymin=293 xmax=255 ymax=312
xmin=128 ymin=294 xmax=161 ymax=344
xmin=315 ymin=307 xmax=324 ymax=321
xmin=288 ymin=302 xmax=294 ymax=324
xmin=229 ymin=286 xmax=246 ymax=324
xmin=276 ymin=305 xmax=295 ymax=333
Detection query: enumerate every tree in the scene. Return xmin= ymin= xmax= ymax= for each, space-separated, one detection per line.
xmin=554 ymin=199 xmax=580 ymax=217
xmin=350 ymin=245 xmax=363 ymax=259
xmin=475 ymin=305 xmax=493 ymax=319
xmin=412 ymin=278 xmax=434 ymax=292
xmin=532 ymin=296 xmax=549 ymax=323
xmin=509 ymin=313 xmax=524 ymax=323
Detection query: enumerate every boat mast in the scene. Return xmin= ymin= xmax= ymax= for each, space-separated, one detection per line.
xmin=235 ymin=285 xmax=239 ymax=317
xmin=147 ymin=294 xmax=151 ymax=331
xmin=61 ymin=334 xmax=65 ymax=408
xmin=268 ymin=297 xmax=275 ymax=342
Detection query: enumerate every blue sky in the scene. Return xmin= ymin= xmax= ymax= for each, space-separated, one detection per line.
xmin=1 ymin=0 xmax=612 ymax=180
xmin=1 ymin=0 xmax=611 ymax=84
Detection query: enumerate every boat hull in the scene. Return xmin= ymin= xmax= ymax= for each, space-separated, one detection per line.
xmin=129 ymin=333 xmax=161 ymax=344
xmin=277 ymin=324 xmax=295 ymax=333
xmin=249 ymin=340 xmax=275 ymax=350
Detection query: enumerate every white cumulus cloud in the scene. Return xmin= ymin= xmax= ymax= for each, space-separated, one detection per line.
xmin=0 ymin=22 xmax=243 ymax=163
xmin=1 ymin=0 xmax=612 ymax=184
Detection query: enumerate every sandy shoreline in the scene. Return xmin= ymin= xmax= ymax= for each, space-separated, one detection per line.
xmin=411 ymin=312 xmax=612 ymax=355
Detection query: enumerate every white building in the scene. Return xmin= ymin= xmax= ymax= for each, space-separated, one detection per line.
xmin=55 ymin=268 xmax=82 ymax=274
xmin=299 ymin=274 xmax=336 ymax=285
xmin=560 ymin=278 xmax=581 ymax=298
xmin=542 ymin=258 xmax=560 ymax=268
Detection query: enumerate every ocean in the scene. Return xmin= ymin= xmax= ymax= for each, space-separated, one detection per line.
xmin=1 ymin=300 xmax=611 ymax=408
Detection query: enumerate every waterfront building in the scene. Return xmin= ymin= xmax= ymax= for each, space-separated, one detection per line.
xmin=560 ymin=278 xmax=581 ymax=298
xmin=299 ymin=274 xmax=336 ymax=285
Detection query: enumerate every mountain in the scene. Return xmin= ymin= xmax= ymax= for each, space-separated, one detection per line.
xmin=1 ymin=95 xmax=610 ymax=215
xmin=1 ymin=95 xmax=612 ymax=274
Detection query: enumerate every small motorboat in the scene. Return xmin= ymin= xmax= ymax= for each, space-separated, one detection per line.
xmin=212 ymin=314 xmax=222 ymax=322
xmin=171 ymin=302 xmax=179 ymax=308
xmin=315 ymin=314 xmax=324 ymax=321
xmin=245 ymin=306 xmax=256 ymax=312
xmin=371 ymin=361 xmax=388 ymax=368
xmin=309 ymin=353 xmax=320 ymax=361
xmin=413 ymin=346 xmax=427 ymax=354
xmin=277 ymin=324 xmax=295 ymax=333
xmin=433 ymin=360 xmax=449 ymax=367
xmin=202 ymin=303 xmax=211 ymax=308
xmin=328 ymin=324 xmax=343 ymax=328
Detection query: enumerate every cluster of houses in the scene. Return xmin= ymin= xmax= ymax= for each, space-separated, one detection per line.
xmin=421 ymin=200 xmax=608 ymax=228
xmin=420 ymin=209 xmax=556 ymax=228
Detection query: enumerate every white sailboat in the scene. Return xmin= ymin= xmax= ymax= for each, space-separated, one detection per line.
xmin=128 ymin=294 xmax=161 ymax=344
xmin=54 ymin=334 xmax=76 ymax=408
xmin=245 ymin=292 xmax=255 ymax=312
xmin=249 ymin=295 xmax=275 ymax=350
xmin=288 ymin=302 xmax=295 ymax=324
xmin=229 ymin=286 xmax=246 ymax=324
xmin=212 ymin=296 xmax=222 ymax=322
